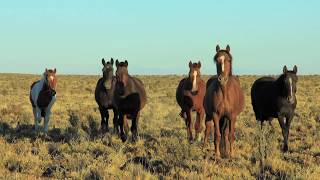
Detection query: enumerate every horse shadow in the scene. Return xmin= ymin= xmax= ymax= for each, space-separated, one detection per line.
xmin=0 ymin=121 xmax=67 ymax=143
xmin=0 ymin=117 xmax=110 ymax=144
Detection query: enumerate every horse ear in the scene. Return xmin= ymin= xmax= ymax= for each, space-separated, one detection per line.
xmin=116 ymin=59 xmax=119 ymax=67
xmin=226 ymin=45 xmax=230 ymax=52
xmin=53 ymin=68 xmax=56 ymax=73
xmin=125 ymin=60 xmax=128 ymax=67
xmin=283 ymin=65 xmax=288 ymax=74
xmin=293 ymin=65 xmax=298 ymax=74
xmin=45 ymin=68 xmax=48 ymax=73
xmin=102 ymin=58 xmax=106 ymax=66
xmin=110 ymin=58 xmax=114 ymax=65
xmin=189 ymin=61 xmax=192 ymax=68
xmin=198 ymin=61 xmax=201 ymax=68
xmin=216 ymin=45 xmax=220 ymax=52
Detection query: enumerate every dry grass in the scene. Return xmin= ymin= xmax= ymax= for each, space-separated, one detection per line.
xmin=0 ymin=73 xmax=320 ymax=179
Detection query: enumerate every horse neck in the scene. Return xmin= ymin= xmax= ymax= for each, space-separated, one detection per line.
xmin=103 ymin=71 xmax=113 ymax=82
xmin=124 ymin=75 xmax=139 ymax=94
xmin=275 ymin=75 xmax=286 ymax=97
xmin=40 ymin=76 xmax=49 ymax=91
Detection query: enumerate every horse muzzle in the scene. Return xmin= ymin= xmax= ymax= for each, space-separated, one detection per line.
xmin=287 ymin=96 xmax=295 ymax=104
xmin=51 ymin=89 xmax=56 ymax=96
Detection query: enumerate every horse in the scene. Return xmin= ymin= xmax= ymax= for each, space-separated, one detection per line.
xmin=204 ymin=45 xmax=245 ymax=159
xmin=95 ymin=58 xmax=119 ymax=133
xmin=30 ymin=68 xmax=57 ymax=132
xmin=251 ymin=65 xmax=298 ymax=152
xmin=114 ymin=60 xmax=147 ymax=142
xmin=176 ymin=61 xmax=206 ymax=143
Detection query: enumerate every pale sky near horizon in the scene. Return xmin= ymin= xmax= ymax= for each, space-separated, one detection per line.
xmin=0 ymin=1 xmax=319 ymax=75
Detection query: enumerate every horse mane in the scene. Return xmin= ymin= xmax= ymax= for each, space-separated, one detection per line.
xmin=117 ymin=62 xmax=128 ymax=67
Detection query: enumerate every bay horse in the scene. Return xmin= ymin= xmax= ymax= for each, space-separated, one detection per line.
xmin=30 ymin=68 xmax=57 ymax=132
xmin=251 ymin=65 xmax=298 ymax=152
xmin=204 ymin=45 xmax=245 ymax=159
xmin=95 ymin=58 xmax=119 ymax=133
xmin=176 ymin=61 xmax=206 ymax=143
xmin=114 ymin=60 xmax=147 ymax=142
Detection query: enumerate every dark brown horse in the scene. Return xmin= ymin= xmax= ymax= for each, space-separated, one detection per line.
xmin=251 ymin=66 xmax=298 ymax=152
xmin=30 ymin=68 xmax=57 ymax=132
xmin=176 ymin=61 xmax=206 ymax=142
xmin=114 ymin=60 xmax=147 ymax=142
xmin=204 ymin=45 xmax=245 ymax=158
xmin=95 ymin=58 xmax=119 ymax=133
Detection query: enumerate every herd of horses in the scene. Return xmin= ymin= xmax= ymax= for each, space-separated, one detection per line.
xmin=29 ymin=45 xmax=298 ymax=159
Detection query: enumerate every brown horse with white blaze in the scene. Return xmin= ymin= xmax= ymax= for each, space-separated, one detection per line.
xmin=176 ymin=61 xmax=206 ymax=142
xmin=204 ymin=45 xmax=245 ymax=158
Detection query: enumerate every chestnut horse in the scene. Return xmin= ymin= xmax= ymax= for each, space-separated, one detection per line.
xmin=251 ymin=65 xmax=298 ymax=152
xmin=114 ymin=60 xmax=147 ymax=142
xmin=95 ymin=58 xmax=119 ymax=133
xmin=176 ymin=61 xmax=206 ymax=142
xmin=30 ymin=68 xmax=57 ymax=132
xmin=204 ymin=45 xmax=245 ymax=158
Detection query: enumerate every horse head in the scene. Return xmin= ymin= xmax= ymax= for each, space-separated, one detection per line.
xmin=115 ymin=60 xmax=129 ymax=96
xmin=214 ymin=45 xmax=233 ymax=85
xmin=102 ymin=58 xmax=114 ymax=90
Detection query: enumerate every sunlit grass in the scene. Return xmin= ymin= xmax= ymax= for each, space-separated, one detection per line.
xmin=0 ymin=73 xmax=319 ymax=179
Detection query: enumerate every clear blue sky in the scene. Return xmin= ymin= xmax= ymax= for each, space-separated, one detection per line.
xmin=0 ymin=1 xmax=319 ymax=75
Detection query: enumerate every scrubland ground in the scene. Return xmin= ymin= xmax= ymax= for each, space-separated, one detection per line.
xmin=0 ymin=73 xmax=320 ymax=179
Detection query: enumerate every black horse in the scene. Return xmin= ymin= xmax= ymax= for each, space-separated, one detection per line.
xmin=251 ymin=65 xmax=298 ymax=152
xmin=95 ymin=58 xmax=118 ymax=133
xmin=114 ymin=60 xmax=147 ymax=142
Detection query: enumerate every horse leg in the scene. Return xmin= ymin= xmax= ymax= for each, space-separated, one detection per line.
xmin=186 ymin=109 xmax=193 ymax=143
xmin=123 ymin=115 xmax=129 ymax=135
xmin=43 ymin=108 xmax=52 ymax=133
xmin=118 ymin=113 xmax=127 ymax=142
xmin=283 ymin=115 xmax=293 ymax=152
xmin=213 ymin=114 xmax=221 ymax=159
xmin=131 ymin=111 xmax=139 ymax=142
xmin=112 ymin=108 xmax=119 ymax=134
xmin=33 ymin=107 xmax=41 ymax=131
xmin=43 ymin=97 xmax=56 ymax=133
xmin=195 ymin=110 xmax=204 ymax=142
xmin=229 ymin=115 xmax=236 ymax=158
xmin=224 ymin=120 xmax=230 ymax=158
xmin=99 ymin=107 xmax=109 ymax=133
xmin=277 ymin=116 xmax=288 ymax=151
xmin=204 ymin=115 xmax=213 ymax=147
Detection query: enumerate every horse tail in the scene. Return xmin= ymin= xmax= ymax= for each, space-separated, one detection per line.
xmin=219 ymin=116 xmax=229 ymax=156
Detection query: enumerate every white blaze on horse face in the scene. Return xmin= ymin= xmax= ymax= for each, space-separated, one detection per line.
xmin=218 ymin=55 xmax=225 ymax=73
xmin=192 ymin=71 xmax=198 ymax=92
xmin=289 ymin=77 xmax=293 ymax=97
xmin=49 ymin=76 xmax=54 ymax=82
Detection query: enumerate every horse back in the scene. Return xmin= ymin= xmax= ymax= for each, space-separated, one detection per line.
xmin=130 ymin=76 xmax=147 ymax=109
xmin=176 ymin=78 xmax=188 ymax=108
xmin=229 ymin=76 xmax=245 ymax=115
xmin=30 ymin=80 xmax=40 ymax=107
xmin=251 ymin=76 xmax=279 ymax=119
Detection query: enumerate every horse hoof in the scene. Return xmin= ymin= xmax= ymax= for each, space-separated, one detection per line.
xmin=132 ymin=133 xmax=139 ymax=143
xmin=283 ymin=144 xmax=289 ymax=152
xmin=113 ymin=128 xmax=119 ymax=135
xmin=101 ymin=125 xmax=109 ymax=133
xmin=215 ymin=155 xmax=221 ymax=161
xmin=120 ymin=134 xmax=127 ymax=142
